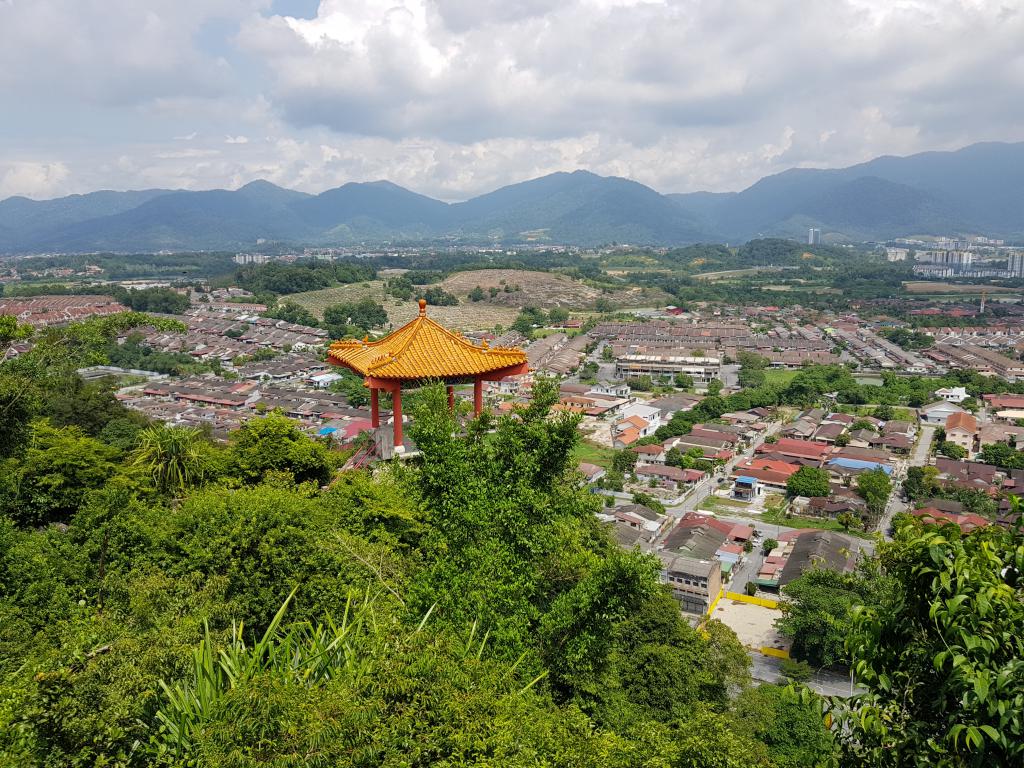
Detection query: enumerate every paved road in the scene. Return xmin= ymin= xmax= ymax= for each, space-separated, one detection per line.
xmin=911 ymin=424 xmax=936 ymax=467
xmin=876 ymin=424 xmax=934 ymax=538
xmin=750 ymin=653 xmax=864 ymax=698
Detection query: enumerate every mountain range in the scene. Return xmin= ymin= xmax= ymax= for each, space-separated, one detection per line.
xmin=2 ymin=142 xmax=1022 ymax=253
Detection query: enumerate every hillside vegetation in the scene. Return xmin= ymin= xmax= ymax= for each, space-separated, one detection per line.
xmin=0 ymin=315 xmax=1022 ymax=766
xmin=4 ymin=142 xmax=1024 ymax=251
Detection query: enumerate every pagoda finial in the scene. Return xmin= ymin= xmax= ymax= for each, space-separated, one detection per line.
xmin=418 ymin=298 xmax=427 ymax=316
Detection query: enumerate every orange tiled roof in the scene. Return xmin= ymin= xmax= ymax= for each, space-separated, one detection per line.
xmin=945 ymin=411 xmax=977 ymax=433
xmin=327 ymin=299 xmax=527 ymax=380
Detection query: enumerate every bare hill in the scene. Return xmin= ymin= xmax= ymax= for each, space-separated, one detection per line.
xmin=441 ymin=269 xmax=669 ymax=310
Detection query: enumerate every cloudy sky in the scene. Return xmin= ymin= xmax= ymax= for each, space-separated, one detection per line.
xmin=1 ymin=0 xmax=1021 ymax=201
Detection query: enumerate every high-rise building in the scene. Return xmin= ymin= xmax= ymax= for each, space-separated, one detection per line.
xmin=807 ymin=228 xmax=821 ymax=245
xmin=1009 ymin=251 xmax=1024 ymax=278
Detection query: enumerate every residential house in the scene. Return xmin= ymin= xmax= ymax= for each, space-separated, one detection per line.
xmin=756 ymin=438 xmax=830 ymax=464
xmin=632 ymin=444 xmax=666 ymax=464
xmin=911 ymin=507 xmax=989 ymax=534
xmin=945 ymin=412 xmax=978 ymax=457
xmin=826 ymin=457 xmax=893 ymax=483
xmin=732 ymin=475 xmax=760 ymax=500
xmin=590 ymin=381 xmax=632 ymax=399
xmin=670 ymin=432 xmax=734 ymax=455
xmin=935 ymin=386 xmax=970 ymax=403
xmin=612 ymin=504 xmax=671 ymax=537
xmin=833 ymin=445 xmax=893 ymax=465
xmin=777 ymin=531 xmax=856 ymax=588
xmin=648 ymin=393 xmax=702 ymax=421
xmin=811 ymin=422 xmax=847 ymax=444
xmin=823 ymin=412 xmax=855 ymax=426
xmin=635 ymin=463 xmax=705 ymax=491
xmin=783 ymin=418 xmax=817 ymax=439
xmin=847 ymin=429 xmax=882 ymax=449
xmin=920 ymin=400 xmax=968 ymax=425
xmin=882 ymin=420 xmax=916 ymax=438
xmin=730 ymin=458 xmax=799 ymax=492
xmin=881 ymin=433 xmax=914 ymax=453
xmin=578 ymin=462 xmax=606 ymax=484
xmin=979 ymin=423 xmax=1024 ymax=448
xmin=934 ymin=457 xmax=1001 ymax=492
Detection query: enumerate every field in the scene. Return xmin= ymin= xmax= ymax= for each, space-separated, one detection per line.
xmin=286 ymin=281 xmax=519 ymax=331
xmin=763 ymin=369 xmax=799 ymax=386
xmin=903 ymin=281 xmax=1019 ymax=295
xmin=573 ymin=440 xmax=618 ymax=469
xmin=440 ymin=269 xmax=671 ymax=310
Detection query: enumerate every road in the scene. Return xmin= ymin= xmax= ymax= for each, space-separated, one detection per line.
xmin=749 ymin=653 xmax=864 ymax=698
xmin=876 ymin=423 xmax=934 ymax=538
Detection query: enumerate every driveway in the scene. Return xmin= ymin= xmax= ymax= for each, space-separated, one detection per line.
xmin=911 ymin=425 xmax=936 ymax=466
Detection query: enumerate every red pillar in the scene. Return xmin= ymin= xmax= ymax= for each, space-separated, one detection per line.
xmin=447 ymin=385 xmax=455 ymax=412
xmin=370 ymin=387 xmax=379 ymax=428
xmin=392 ymin=386 xmax=403 ymax=448
xmin=473 ymin=378 xmax=482 ymax=415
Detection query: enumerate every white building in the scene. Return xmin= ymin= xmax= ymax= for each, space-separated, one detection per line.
xmin=934 ymin=386 xmax=969 ymax=404
xmin=920 ymin=400 xmax=968 ymax=425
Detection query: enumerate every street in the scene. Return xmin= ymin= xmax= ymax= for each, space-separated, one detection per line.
xmin=749 ymin=653 xmax=864 ymax=698
xmin=876 ymin=423 xmax=934 ymax=538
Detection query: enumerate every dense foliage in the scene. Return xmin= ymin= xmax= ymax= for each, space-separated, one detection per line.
xmin=3 ymin=314 xmax=1022 ymax=766
xmin=828 ymin=516 xmax=1024 ymax=766
xmin=235 ymin=260 xmax=376 ymax=296
xmin=1 ymin=323 xmax=837 ymax=767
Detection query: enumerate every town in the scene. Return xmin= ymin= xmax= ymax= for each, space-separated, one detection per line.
xmin=4 ymin=254 xmax=1023 ymax=701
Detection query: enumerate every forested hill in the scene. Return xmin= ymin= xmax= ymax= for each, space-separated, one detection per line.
xmin=3 ymin=142 xmax=1023 ymax=251
xmin=1 ymin=312 xmax=1022 ymax=766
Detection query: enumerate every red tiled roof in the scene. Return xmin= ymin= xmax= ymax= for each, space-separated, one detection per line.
xmin=758 ymin=438 xmax=830 ymax=459
xmin=945 ymin=411 xmax=977 ymax=433
xmin=912 ymin=507 xmax=989 ymax=533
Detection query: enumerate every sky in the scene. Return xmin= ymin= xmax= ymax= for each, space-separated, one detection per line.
xmin=1 ymin=0 xmax=1022 ymax=201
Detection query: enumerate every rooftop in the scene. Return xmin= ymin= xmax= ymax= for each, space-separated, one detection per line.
xmin=328 ymin=299 xmax=527 ymax=381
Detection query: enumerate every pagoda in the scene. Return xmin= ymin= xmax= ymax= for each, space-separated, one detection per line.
xmin=327 ymin=298 xmax=528 ymax=451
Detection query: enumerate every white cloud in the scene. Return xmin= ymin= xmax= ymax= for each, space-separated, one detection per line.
xmin=1 ymin=0 xmax=1023 ymax=200
xmin=0 ymin=161 xmax=70 ymax=199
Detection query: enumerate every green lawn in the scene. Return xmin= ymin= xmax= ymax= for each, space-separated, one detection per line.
xmin=699 ymin=495 xmax=750 ymax=512
xmin=701 ymin=494 xmax=876 ymax=540
xmin=760 ymin=508 xmax=875 ymax=540
xmin=573 ymin=440 xmax=618 ymax=469
xmin=837 ymin=404 xmax=916 ymax=421
xmin=763 ymin=369 xmax=800 ymax=386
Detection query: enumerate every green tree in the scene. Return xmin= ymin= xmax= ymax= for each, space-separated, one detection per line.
xmin=903 ymin=465 xmax=939 ymax=500
xmin=938 ymin=440 xmax=967 ymax=460
xmin=777 ymin=566 xmax=884 ymax=668
xmin=263 ymin=301 xmax=319 ymax=327
xmin=131 ymin=424 xmax=213 ymax=495
xmin=422 ymin=287 xmax=459 ymax=306
xmin=729 ymin=684 xmax=836 ymax=767
xmin=829 ymin=518 xmax=1024 ymax=766
xmin=779 ymin=658 xmax=814 ymax=683
xmin=323 ymin=298 xmax=389 ymax=336
xmin=385 ymin=276 xmax=414 ymax=300
xmin=228 ymin=412 xmax=334 ymax=487
xmin=0 ymin=421 xmax=119 ymax=526
xmin=873 ymin=404 xmax=895 ymax=421
xmin=856 ymin=468 xmax=892 ymax=519
xmin=706 ymin=378 xmax=724 ymax=396
xmin=612 ymin=448 xmax=639 ymax=473
xmin=786 ymin=466 xmax=831 ymax=498
xmin=762 ymin=537 xmax=778 ymax=555
xmin=468 ymin=285 xmax=486 ymax=302
xmin=674 ymin=372 xmax=694 ymax=390
xmin=548 ymin=306 xmax=570 ymax=325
